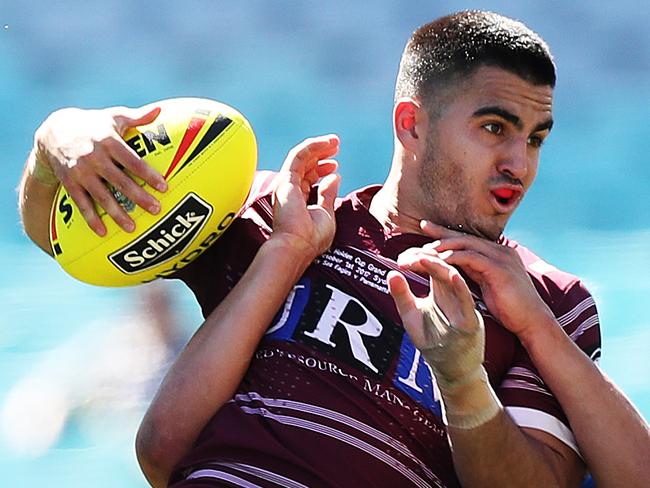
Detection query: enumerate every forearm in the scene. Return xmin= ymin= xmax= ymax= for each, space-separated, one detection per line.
xmin=440 ymin=371 xmax=577 ymax=488
xmin=18 ymin=148 xmax=58 ymax=255
xmin=521 ymin=318 xmax=650 ymax=487
xmin=136 ymin=237 xmax=314 ymax=487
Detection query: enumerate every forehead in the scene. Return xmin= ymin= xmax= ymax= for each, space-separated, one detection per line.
xmin=455 ymin=65 xmax=554 ymax=121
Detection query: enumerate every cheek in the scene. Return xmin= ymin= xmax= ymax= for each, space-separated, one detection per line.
xmin=526 ymin=158 xmax=540 ymax=187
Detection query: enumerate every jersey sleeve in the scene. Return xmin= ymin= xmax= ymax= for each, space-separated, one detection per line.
xmin=497 ymin=279 xmax=602 ymax=456
xmin=168 ymin=171 xmax=278 ymax=317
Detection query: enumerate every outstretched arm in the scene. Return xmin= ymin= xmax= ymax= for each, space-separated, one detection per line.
xmin=411 ymin=221 xmax=650 ymax=488
xmin=135 ymin=135 xmax=341 ymax=488
xmin=18 ymin=105 xmax=168 ymax=253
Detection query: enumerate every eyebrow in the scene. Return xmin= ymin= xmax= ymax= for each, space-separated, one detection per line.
xmin=473 ymin=106 xmax=554 ymax=133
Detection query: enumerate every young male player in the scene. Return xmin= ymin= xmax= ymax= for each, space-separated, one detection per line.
xmin=18 ymin=10 xmax=649 ymax=488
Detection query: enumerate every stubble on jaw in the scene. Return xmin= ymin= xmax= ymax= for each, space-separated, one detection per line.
xmin=418 ymin=132 xmax=504 ymax=242
xmin=415 ymin=80 xmax=495 ymax=240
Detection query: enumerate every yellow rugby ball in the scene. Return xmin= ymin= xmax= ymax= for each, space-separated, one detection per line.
xmin=49 ymin=97 xmax=257 ymax=287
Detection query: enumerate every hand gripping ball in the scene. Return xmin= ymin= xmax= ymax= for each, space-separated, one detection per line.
xmin=49 ymin=98 xmax=257 ymax=286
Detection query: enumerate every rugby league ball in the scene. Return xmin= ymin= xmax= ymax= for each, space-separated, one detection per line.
xmin=49 ymin=97 xmax=257 ymax=286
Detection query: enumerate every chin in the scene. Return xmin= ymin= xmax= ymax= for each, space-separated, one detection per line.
xmin=439 ymin=214 xmax=504 ymax=241
xmin=487 ymin=224 xmax=507 ymax=241
xmin=444 ymin=223 xmax=490 ymax=241
xmin=466 ymin=221 xmax=504 ymax=241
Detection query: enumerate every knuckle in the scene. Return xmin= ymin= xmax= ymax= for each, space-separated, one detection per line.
xmin=87 ymin=139 xmax=103 ymax=156
xmin=68 ymin=163 xmax=86 ymax=180
xmin=300 ymin=136 xmax=317 ymax=147
xmin=103 ymin=136 xmax=121 ymax=149
xmin=109 ymin=177 xmax=127 ymax=195
xmin=119 ymin=144 xmax=142 ymax=167
xmin=77 ymin=147 xmax=102 ymax=167
xmin=70 ymin=161 xmax=97 ymax=182
xmin=58 ymin=173 xmax=72 ymax=187
xmin=90 ymin=187 xmax=113 ymax=208
xmin=77 ymin=200 xmax=95 ymax=220
xmin=118 ymin=149 xmax=144 ymax=172
xmin=100 ymin=194 xmax=118 ymax=211
xmin=125 ymin=155 xmax=146 ymax=173
xmin=111 ymin=166 xmax=132 ymax=186
xmin=97 ymin=134 xmax=117 ymax=147
xmin=132 ymin=186 xmax=153 ymax=206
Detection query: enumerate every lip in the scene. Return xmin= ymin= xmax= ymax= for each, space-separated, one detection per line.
xmin=489 ymin=185 xmax=523 ymax=213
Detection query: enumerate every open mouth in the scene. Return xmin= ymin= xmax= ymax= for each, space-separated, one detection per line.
xmin=490 ymin=187 xmax=521 ymax=210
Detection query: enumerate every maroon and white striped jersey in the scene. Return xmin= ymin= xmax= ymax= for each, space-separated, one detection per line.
xmin=170 ymin=172 xmax=601 ymax=487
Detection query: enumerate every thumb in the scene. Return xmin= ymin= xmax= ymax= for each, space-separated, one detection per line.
xmin=316 ymin=173 xmax=341 ymax=219
xmin=115 ymin=106 xmax=161 ymax=134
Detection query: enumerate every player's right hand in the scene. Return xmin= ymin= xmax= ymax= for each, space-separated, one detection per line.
xmin=34 ymin=106 xmax=168 ymax=236
xmin=271 ymin=135 xmax=341 ymax=265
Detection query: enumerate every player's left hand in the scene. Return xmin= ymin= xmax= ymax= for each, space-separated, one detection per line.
xmin=401 ymin=221 xmax=555 ymax=342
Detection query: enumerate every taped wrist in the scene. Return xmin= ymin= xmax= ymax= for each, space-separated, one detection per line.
xmin=439 ymin=367 xmax=502 ymax=430
xmin=422 ymin=309 xmax=486 ymax=387
xmin=29 ymin=151 xmax=59 ymax=187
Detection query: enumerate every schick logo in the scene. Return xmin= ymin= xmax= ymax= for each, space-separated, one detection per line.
xmin=109 ymin=193 xmax=212 ymax=274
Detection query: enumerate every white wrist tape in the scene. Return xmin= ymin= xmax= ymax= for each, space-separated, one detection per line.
xmin=439 ymin=367 xmax=502 ymax=430
xmin=418 ymin=305 xmax=500 ymax=429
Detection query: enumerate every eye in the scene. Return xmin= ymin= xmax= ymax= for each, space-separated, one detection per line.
xmin=483 ymin=122 xmax=502 ymax=135
xmin=527 ymin=135 xmax=544 ymax=148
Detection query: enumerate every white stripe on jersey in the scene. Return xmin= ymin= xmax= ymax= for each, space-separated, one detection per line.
xmin=236 ymin=392 xmax=433 ymax=477
xmin=240 ymin=191 xmax=274 ymax=233
xmin=569 ymin=314 xmax=600 ymax=341
xmin=232 ymin=394 xmax=443 ymax=488
xmin=238 ymin=405 xmax=436 ymax=488
xmin=210 ymin=461 xmax=310 ymax=488
xmin=257 ymin=197 xmax=274 ymax=220
xmin=499 ymin=378 xmax=553 ymax=397
xmin=591 ymin=347 xmax=602 ymax=362
xmin=187 ymin=469 xmax=263 ymax=487
xmin=351 ymin=246 xmax=428 ymax=286
xmin=241 ymin=205 xmax=272 ymax=233
xmin=507 ymin=366 xmax=543 ymax=384
xmin=505 ymin=406 xmax=581 ymax=458
xmin=556 ymin=296 xmax=596 ymax=327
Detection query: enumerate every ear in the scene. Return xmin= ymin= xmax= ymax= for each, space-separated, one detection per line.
xmin=393 ymin=98 xmax=427 ymax=154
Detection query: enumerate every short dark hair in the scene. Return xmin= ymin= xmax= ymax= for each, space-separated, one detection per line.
xmin=395 ymin=11 xmax=556 ymax=107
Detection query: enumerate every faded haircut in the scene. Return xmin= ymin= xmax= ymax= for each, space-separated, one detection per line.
xmin=395 ymin=10 xmax=556 ymax=116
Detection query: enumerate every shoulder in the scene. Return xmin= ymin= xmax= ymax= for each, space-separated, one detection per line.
xmin=235 ymin=170 xmax=279 ymax=233
xmin=243 ymin=170 xmax=278 ymax=208
xmin=505 ymin=238 xmax=601 ymax=358
xmin=168 ymin=171 xmax=279 ymax=314
xmin=506 ymin=237 xmax=594 ymax=306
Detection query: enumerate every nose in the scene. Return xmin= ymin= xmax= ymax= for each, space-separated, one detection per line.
xmin=497 ymin=139 xmax=529 ymax=181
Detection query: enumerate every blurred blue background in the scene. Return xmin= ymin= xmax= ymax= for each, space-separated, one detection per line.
xmin=1 ymin=1 xmax=648 ymax=486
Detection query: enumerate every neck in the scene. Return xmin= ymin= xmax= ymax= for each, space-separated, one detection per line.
xmin=369 ymin=174 xmax=424 ymax=236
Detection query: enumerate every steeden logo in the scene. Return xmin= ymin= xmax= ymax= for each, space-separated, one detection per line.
xmin=109 ymin=193 xmax=213 ymax=274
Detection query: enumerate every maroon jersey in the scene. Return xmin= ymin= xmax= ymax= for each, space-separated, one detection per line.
xmin=170 ymin=172 xmax=601 ymax=488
